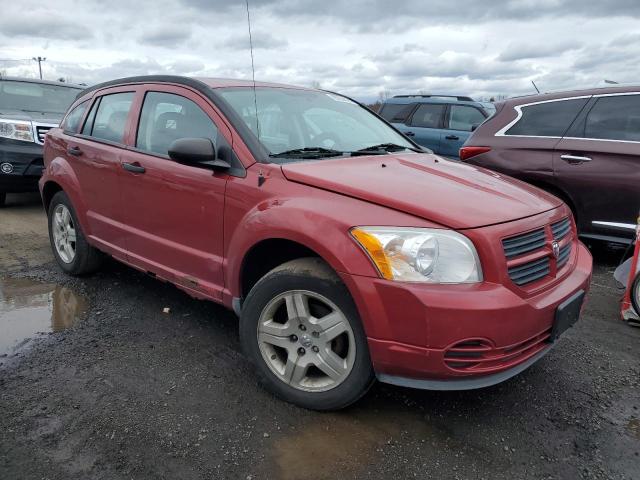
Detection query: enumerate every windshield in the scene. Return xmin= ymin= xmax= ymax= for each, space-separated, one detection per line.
xmin=217 ymin=87 xmax=415 ymax=160
xmin=0 ymin=80 xmax=82 ymax=114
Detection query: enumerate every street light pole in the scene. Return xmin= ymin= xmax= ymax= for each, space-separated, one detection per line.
xmin=32 ymin=56 xmax=46 ymax=79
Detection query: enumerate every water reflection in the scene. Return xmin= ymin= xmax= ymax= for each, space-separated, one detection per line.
xmin=0 ymin=277 xmax=88 ymax=356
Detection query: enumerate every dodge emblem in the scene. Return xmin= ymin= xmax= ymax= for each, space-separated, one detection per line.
xmin=552 ymin=241 xmax=560 ymax=259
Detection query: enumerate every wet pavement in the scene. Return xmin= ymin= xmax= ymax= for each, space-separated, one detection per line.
xmin=0 ymin=192 xmax=639 ymax=480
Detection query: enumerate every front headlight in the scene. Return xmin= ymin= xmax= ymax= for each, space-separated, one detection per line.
xmin=0 ymin=119 xmax=34 ymax=142
xmin=351 ymin=226 xmax=482 ymax=283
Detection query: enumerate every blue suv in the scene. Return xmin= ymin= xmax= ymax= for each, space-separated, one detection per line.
xmin=379 ymin=95 xmax=495 ymax=158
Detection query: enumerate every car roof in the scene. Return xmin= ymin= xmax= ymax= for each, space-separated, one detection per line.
xmin=76 ymin=75 xmax=312 ymax=100
xmin=0 ymin=76 xmax=85 ymax=89
xmin=505 ymin=84 xmax=640 ymax=105
xmin=383 ymin=95 xmax=486 ymax=108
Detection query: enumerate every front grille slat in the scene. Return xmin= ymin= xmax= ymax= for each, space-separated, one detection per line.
xmin=557 ymin=243 xmax=571 ymax=268
xmin=35 ymin=125 xmax=53 ymax=145
xmin=551 ymin=217 xmax=571 ymax=240
xmin=508 ymin=257 xmax=551 ymax=285
xmin=502 ymin=228 xmax=546 ymax=258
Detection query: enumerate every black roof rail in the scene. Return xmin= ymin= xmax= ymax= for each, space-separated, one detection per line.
xmin=392 ymin=94 xmax=475 ymax=102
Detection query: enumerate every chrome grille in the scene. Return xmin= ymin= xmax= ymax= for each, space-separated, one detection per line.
xmin=507 ymin=257 xmax=551 ymax=286
xmin=551 ymin=217 xmax=571 ymax=240
xmin=502 ymin=228 xmax=546 ymax=259
xmin=35 ymin=125 xmax=53 ymax=145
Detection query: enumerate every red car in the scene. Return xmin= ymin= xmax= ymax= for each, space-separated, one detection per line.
xmin=40 ymin=76 xmax=592 ymax=410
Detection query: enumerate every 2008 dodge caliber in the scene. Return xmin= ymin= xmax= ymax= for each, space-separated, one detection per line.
xmin=41 ymin=76 xmax=592 ymax=410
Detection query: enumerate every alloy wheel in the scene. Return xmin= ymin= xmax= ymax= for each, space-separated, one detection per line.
xmin=257 ymin=290 xmax=356 ymax=392
xmin=52 ymin=204 xmax=77 ymax=264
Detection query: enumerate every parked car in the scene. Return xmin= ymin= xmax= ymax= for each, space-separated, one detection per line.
xmin=0 ymin=77 xmax=83 ymax=206
xmin=41 ymin=76 xmax=592 ymax=410
xmin=378 ymin=95 xmax=495 ymax=158
xmin=460 ymin=86 xmax=640 ymax=244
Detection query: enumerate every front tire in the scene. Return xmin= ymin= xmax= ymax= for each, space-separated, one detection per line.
xmin=48 ymin=191 xmax=103 ymax=275
xmin=240 ymin=258 xmax=374 ymax=410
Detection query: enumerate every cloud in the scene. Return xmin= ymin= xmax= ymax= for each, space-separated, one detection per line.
xmin=139 ymin=27 xmax=192 ymax=47
xmin=0 ymin=11 xmax=92 ymax=40
xmin=220 ymin=32 xmax=288 ymax=50
xmin=498 ymin=41 xmax=582 ymax=61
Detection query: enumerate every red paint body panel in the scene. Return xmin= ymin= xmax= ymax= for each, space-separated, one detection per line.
xmin=40 ymin=77 xmax=594 ymax=387
xmin=282 ymin=154 xmax=561 ymax=229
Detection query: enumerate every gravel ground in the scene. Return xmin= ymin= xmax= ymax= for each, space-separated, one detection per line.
xmin=1 ymin=192 xmax=639 ymax=480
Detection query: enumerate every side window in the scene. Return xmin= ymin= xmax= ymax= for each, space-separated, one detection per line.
xmin=136 ymin=91 xmax=218 ymax=157
xmin=379 ymin=103 xmax=413 ymax=123
xmin=505 ymin=98 xmax=588 ymax=137
xmin=81 ymin=98 xmax=100 ymax=136
xmin=584 ymin=95 xmax=640 ymax=142
xmin=61 ymin=100 xmax=89 ymax=133
xmin=88 ymin=92 xmax=135 ymax=143
xmin=448 ymin=105 xmax=486 ymax=132
xmin=410 ymin=104 xmax=445 ymax=128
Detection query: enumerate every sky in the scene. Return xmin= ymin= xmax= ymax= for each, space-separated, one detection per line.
xmin=1 ymin=0 xmax=639 ymax=102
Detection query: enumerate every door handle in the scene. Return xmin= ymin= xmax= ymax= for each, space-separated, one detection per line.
xmin=405 ymin=131 xmax=415 ymax=137
xmin=67 ymin=146 xmax=82 ymax=156
xmin=560 ymin=154 xmax=592 ymax=164
xmin=445 ymin=135 xmax=460 ymax=140
xmin=122 ymin=162 xmax=146 ymax=174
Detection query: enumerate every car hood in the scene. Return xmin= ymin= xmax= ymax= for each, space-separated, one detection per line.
xmin=281 ymin=153 xmax=562 ymax=229
xmin=0 ymin=108 xmax=63 ymax=124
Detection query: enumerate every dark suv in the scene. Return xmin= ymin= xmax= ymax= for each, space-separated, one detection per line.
xmin=461 ymin=86 xmax=640 ymax=244
xmin=0 ymin=77 xmax=83 ymax=206
xmin=379 ymin=95 xmax=495 ymax=158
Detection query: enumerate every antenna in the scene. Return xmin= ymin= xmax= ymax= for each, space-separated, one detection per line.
xmin=531 ymin=80 xmax=540 ymax=94
xmin=245 ymin=0 xmax=260 ymax=139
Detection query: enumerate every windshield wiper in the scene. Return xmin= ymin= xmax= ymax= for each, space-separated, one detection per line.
xmin=269 ymin=147 xmax=345 ymax=159
xmin=355 ymin=143 xmax=422 ymax=154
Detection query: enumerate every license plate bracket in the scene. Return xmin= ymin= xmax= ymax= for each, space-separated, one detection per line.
xmin=551 ymin=290 xmax=585 ymax=341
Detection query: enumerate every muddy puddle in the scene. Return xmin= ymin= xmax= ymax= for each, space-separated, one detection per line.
xmin=0 ymin=277 xmax=88 ymax=356
xmin=273 ymin=408 xmax=434 ymax=480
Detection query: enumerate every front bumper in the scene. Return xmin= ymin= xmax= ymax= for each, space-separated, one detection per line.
xmin=0 ymin=138 xmax=44 ymax=193
xmin=341 ymin=241 xmax=592 ymax=389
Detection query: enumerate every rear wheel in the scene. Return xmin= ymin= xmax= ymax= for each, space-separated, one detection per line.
xmin=631 ymin=273 xmax=640 ymax=319
xmin=240 ymin=258 xmax=374 ymax=410
xmin=48 ymin=191 xmax=103 ymax=275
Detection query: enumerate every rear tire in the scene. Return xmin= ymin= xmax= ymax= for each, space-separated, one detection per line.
xmin=240 ymin=257 xmax=375 ymax=410
xmin=631 ymin=273 xmax=640 ymax=320
xmin=48 ymin=191 xmax=103 ymax=275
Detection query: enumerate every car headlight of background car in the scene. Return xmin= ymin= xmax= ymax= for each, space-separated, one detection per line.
xmin=0 ymin=119 xmax=34 ymax=143
xmin=351 ymin=226 xmax=482 ymax=283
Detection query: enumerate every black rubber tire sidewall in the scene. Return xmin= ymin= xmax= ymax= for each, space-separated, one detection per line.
xmin=632 ymin=273 xmax=640 ymax=317
xmin=240 ymin=259 xmax=374 ymax=411
xmin=47 ymin=191 xmax=101 ymax=275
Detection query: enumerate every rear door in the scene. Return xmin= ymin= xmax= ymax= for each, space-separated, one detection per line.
xmin=553 ymin=93 xmax=640 ymax=237
xmin=439 ymin=104 xmax=487 ymax=158
xmin=403 ymin=103 xmax=446 ymax=153
xmin=118 ymin=85 xmax=234 ymax=300
xmin=64 ymin=87 xmax=139 ymax=257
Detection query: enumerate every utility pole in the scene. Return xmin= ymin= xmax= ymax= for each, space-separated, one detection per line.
xmin=32 ymin=56 xmax=46 ymax=79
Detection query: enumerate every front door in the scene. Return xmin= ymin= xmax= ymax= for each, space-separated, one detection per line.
xmin=401 ymin=103 xmax=445 ymax=153
xmin=118 ymin=87 xmax=231 ymax=300
xmin=554 ymin=93 xmax=640 ymax=238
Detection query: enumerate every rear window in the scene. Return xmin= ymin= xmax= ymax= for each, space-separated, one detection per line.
xmin=379 ymin=103 xmax=413 ymax=123
xmin=583 ymin=95 xmax=640 ymax=142
xmin=505 ymin=98 xmax=588 ymax=137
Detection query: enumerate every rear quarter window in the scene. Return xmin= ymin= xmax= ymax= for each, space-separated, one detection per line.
xmin=583 ymin=95 xmax=640 ymax=142
xmin=504 ymin=98 xmax=589 ymax=137
xmin=61 ymin=100 xmax=89 ymax=133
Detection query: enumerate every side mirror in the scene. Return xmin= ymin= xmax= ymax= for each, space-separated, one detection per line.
xmin=168 ymin=138 xmax=230 ymax=171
